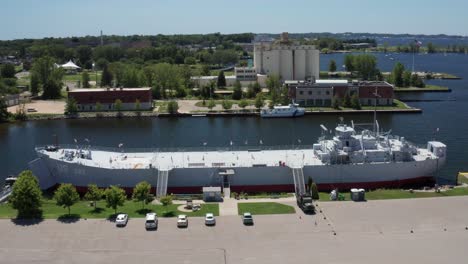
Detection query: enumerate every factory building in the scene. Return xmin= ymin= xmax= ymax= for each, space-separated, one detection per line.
xmin=254 ymin=32 xmax=320 ymax=81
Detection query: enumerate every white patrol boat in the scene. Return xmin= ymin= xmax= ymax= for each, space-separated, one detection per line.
xmin=260 ymin=103 xmax=305 ymax=118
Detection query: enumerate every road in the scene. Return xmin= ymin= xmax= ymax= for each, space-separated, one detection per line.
xmin=1 ymin=196 xmax=468 ymax=263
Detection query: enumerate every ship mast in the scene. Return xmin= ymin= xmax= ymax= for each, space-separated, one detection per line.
xmin=373 ymin=88 xmax=381 ymax=135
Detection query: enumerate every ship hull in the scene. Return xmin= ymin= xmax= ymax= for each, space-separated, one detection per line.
xmin=30 ymin=154 xmax=443 ymax=194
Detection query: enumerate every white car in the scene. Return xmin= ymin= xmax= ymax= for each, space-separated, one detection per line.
xmin=145 ymin=213 xmax=158 ymax=230
xmin=205 ymin=213 xmax=216 ymax=226
xmin=177 ymin=215 xmax=188 ymax=227
xmin=115 ymin=213 xmax=128 ymax=227
xmin=242 ymin=212 xmax=254 ymax=225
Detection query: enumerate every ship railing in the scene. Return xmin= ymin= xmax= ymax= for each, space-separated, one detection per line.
xmin=36 ymin=144 xmax=316 ymax=153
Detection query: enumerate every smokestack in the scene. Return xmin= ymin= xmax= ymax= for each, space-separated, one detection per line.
xmin=100 ymin=30 xmax=103 ymax=46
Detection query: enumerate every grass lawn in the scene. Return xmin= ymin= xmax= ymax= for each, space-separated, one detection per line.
xmin=194 ymin=99 xmax=254 ymax=108
xmin=0 ymin=199 xmax=219 ymax=219
xmin=154 ymin=101 xmax=168 ymax=113
xmin=317 ymin=187 xmax=468 ymax=201
xmin=394 ymin=85 xmax=449 ymax=92
xmin=237 ymin=202 xmax=295 ymax=215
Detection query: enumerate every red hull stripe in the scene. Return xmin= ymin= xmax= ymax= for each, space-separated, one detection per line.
xmin=52 ymin=176 xmax=434 ymax=195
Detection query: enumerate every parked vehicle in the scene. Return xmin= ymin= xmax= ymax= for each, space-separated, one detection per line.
xmin=177 ymin=215 xmax=188 ymax=227
xmin=186 ymin=200 xmax=193 ymax=209
xmin=242 ymin=212 xmax=254 ymax=225
xmin=205 ymin=213 xmax=216 ymax=226
xmin=296 ymin=194 xmax=315 ymax=213
xmin=115 ymin=213 xmax=128 ymax=227
xmin=145 ymin=212 xmax=158 ymax=230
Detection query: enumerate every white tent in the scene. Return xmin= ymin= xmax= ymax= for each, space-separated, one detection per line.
xmin=61 ymin=60 xmax=80 ymax=70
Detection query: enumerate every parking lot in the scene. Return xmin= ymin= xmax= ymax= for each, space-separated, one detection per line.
xmin=1 ymin=196 xmax=468 ymax=264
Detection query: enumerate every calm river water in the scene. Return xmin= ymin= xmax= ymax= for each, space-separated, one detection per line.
xmin=1 ymin=52 xmax=467 ymax=184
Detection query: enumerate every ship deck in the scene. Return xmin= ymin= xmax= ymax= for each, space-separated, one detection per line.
xmin=37 ymin=146 xmax=437 ymax=170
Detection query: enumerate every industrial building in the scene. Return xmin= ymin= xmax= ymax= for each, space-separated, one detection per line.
xmin=68 ymin=87 xmax=153 ymax=111
xmin=254 ymin=32 xmax=320 ymax=81
xmin=289 ymin=80 xmax=394 ymax=107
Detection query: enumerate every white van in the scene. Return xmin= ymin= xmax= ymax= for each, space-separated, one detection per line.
xmin=145 ymin=213 xmax=158 ymax=230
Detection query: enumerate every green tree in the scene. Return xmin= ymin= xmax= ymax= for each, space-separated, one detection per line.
xmin=342 ymin=93 xmax=352 ymax=108
xmin=81 ymin=72 xmax=90 ymax=88
xmin=402 ymin=71 xmax=412 ymax=87
xmin=238 ymin=99 xmax=248 ymax=110
xmin=159 ymin=195 xmax=173 ymax=215
xmin=352 ymin=54 xmax=378 ymax=80
xmin=9 ymin=170 xmax=43 ymax=218
xmin=32 ymin=56 xmax=64 ymax=99
xmin=351 ymin=93 xmax=361 ymax=110
xmin=311 ymin=182 xmax=319 ymax=200
xmin=167 ymin=100 xmax=179 ymax=114
xmin=254 ymin=93 xmax=264 ymax=110
xmin=332 ymin=96 xmax=340 ymax=109
xmin=201 ymin=64 xmax=210 ymax=76
xmin=232 ymin=80 xmax=242 ymax=100
xmin=154 ymin=63 xmax=181 ymax=98
xmin=269 ymin=88 xmax=279 ymax=108
xmin=328 ymin=59 xmax=337 ymax=72
xmin=114 ymin=99 xmax=122 ymax=113
xmin=391 ymin=62 xmax=405 ymax=87
xmin=1 ymin=63 xmax=16 ymax=78
xmin=411 ymin=74 xmax=425 ymax=88
xmin=122 ymin=67 xmax=141 ymax=87
xmin=76 ymin=45 xmax=93 ymax=69
xmin=132 ymin=181 xmax=152 ymax=209
xmin=252 ymin=82 xmax=261 ymax=95
xmin=0 ymin=97 xmax=9 ymax=123
xmin=427 ymin=42 xmax=436 ymax=53
xmin=222 ymin=100 xmax=232 ymax=110
xmin=104 ymin=185 xmax=126 ymax=214
xmin=266 ymin=74 xmax=281 ymax=92
xmin=53 ymin=183 xmax=80 ymax=216
xmin=84 ymin=184 xmax=104 ymax=210
xmin=14 ymin=103 xmax=27 ymax=121
xmin=30 ymin=72 xmax=40 ymax=95
xmin=65 ymin=97 xmax=78 ymax=115
xmin=207 ymin=99 xmax=216 ymax=110
xmin=344 ymin=54 xmax=354 ymax=72
xmin=135 ymin=99 xmax=141 ymax=115
xmin=246 ymin=83 xmax=255 ymax=98
xmin=184 ymin=57 xmax=196 ymax=65
xmin=96 ymin=101 xmax=102 ymax=112
xmin=279 ymin=86 xmax=290 ymax=105
xmin=100 ymin=65 xmax=113 ymax=87
xmin=217 ymin=71 xmax=226 ymax=88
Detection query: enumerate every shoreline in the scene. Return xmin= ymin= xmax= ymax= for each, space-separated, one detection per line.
xmin=18 ymin=107 xmax=422 ymax=121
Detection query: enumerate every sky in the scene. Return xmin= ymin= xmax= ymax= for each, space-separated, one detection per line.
xmin=1 ymin=0 xmax=467 ymax=40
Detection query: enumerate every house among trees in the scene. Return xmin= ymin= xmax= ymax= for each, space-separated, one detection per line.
xmin=68 ymin=87 xmax=152 ymax=111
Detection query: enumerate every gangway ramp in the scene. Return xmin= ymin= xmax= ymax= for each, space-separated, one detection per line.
xmin=156 ymin=169 xmax=169 ymax=197
xmin=291 ymin=167 xmax=306 ymax=195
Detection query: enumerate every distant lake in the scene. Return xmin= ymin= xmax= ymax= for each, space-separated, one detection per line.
xmin=1 ymin=52 xmax=468 ymax=185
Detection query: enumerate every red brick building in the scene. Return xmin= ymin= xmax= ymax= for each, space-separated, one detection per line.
xmin=290 ymin=80 xmax=394 ymax=107
xmin=68 ymin=88 xmax=153 ymax=111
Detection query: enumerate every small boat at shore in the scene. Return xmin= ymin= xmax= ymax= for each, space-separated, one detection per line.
xmin=260 ymin=104 xmax=305 ymax=118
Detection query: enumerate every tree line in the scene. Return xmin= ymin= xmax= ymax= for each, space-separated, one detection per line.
xmin=9 ymin=170 xmax=174 ymax=218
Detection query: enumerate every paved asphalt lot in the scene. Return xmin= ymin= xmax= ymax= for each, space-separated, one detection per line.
xmin=1 ymin=196 xmax=468 ymax=264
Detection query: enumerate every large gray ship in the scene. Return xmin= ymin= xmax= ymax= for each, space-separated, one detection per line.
xmin=29 ymin=120 xmax=446 ymax=196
